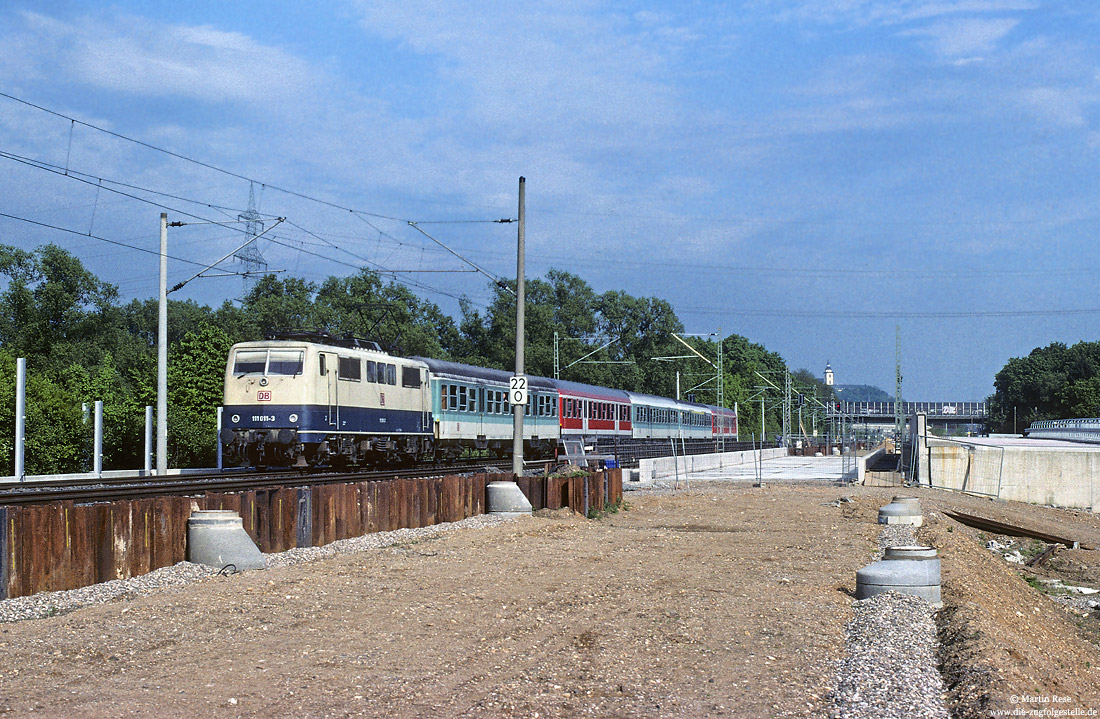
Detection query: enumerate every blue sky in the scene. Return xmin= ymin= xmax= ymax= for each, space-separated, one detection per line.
xmin=1 ymin=1 xmax=1098 ymax=401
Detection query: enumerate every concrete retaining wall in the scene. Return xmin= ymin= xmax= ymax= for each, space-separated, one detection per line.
xmin=927 ymin=440 xmax=1100 ymax=512
xmin=857 ymin=447 xmax=887 ymax=485
xmin=631 ymin=448 xmax=787 ymax=488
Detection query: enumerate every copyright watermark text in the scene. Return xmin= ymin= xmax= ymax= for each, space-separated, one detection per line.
xmin=992 ymin=695 xmax=1097 ymax=717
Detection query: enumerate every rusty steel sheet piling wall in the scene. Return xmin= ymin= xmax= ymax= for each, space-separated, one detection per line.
xmin=1 ymin=470 xmax=621 ymax=600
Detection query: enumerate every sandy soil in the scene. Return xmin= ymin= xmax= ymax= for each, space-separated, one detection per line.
xmin=1 ymin=481 xmax=1099 ymax=718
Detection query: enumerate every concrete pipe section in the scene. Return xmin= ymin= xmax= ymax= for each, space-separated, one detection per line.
xmin=878 ymin=496 xmax=923 ymax=527
xmin=856 ymin=545 xmax=942 ymax=608
xmin=486 ymin=481 xmax=533 ymax=517
xmin=187 ymin=509 xmax=267 ymax=572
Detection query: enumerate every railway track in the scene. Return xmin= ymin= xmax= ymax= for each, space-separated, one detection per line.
xmin=0 ymin=462 xmax=517 ymax=506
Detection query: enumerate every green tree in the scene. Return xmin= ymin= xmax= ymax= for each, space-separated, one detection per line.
xmin=0 ymin=244 xmax=122 ymax=374
xmin=168 ymin=325 xmax=234 ymax=467
xmin=0 ymin=350 xmax=85 ymax=474
xmin=988 ymin=340 xmax=1100 ymax=431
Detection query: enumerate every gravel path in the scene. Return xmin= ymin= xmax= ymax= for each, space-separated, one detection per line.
xmin=0 ymin=513 xmax=514 ymax=624
xmin=828 ymin=522 xmax=951 ymax=719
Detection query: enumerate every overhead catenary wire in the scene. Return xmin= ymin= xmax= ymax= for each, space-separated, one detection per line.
xmin=406 ymin=221 xmax=514 ymax=294
xmin=0 ymin=91 xmax=406 ymax=222
xmin=0 ymin=143 xmax=484 ymax=302
xmin=0 ymin=211 xmax=216 ymax=269
xmin=679 ymin=307 xmax=1100 ymax=319
xmin=0 ymin=98 xmax=507 ymax=300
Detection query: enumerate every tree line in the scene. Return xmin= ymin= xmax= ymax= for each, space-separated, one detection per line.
xmin=988 ymin=340 xmax=1100 ymax=432
xmin=0 ymin=244 xmax=831 ymax=474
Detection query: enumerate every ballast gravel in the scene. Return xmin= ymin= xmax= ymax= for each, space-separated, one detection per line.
xmin=828 ymin=521 xmax=951 ymax=719
xmin=0 ymin=513 xmax=514 ymax=624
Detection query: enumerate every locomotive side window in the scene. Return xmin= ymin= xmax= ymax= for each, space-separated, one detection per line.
xmin=401 ymin=366 xmax=422 ymax=388
xmin=233 ymin=350 xmax=267 ymax=375
xmin=319 ymin=354 xmax=327 ymax=376
xmin=338 ymin=356 xmax=361 ymax=381
xmin=367 ymin=361 xmax=378 ymax=383
xmin=386 ymin=364 xmax=397 ymax=385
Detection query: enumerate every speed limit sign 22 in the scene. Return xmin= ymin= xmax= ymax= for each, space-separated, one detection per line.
xmin=509 ymin=375 xmax=528 ymax=405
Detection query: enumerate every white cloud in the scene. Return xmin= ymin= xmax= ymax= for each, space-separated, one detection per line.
xmin=758 ymin=0 xmax=1037 ymax=27
xmin=6 ymin=11 xmax=320 ymax=105
xmin=901 ymin=16 xmax=1019 ymax=58
xmin=350 ymin=1 xmax=686 ymax=141
xmin=1017 ymin=86 xmax=1093 ymax=127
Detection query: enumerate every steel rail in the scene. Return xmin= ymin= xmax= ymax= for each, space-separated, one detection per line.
xmin=0 ymin=462 xmax=507 ymax=506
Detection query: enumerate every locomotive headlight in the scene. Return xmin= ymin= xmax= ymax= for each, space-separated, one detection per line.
xmin=259 ymin=377 xmax=269 ymax=387
xmin=231 ymin=414 xmax=240 ymax=423
xmin=289 ymin=413 xmax=298 ymax=423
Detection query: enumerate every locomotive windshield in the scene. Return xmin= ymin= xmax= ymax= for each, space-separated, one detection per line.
xmin=233 ymin=348 xmax=304 ymax=376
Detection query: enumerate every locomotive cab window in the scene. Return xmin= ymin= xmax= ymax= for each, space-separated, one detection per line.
xmin=338 ymin=356 xmax=361 ymax=381
xmin=267 ymin=350 xmax=304 ymax=375
xmin=233 ymin=348 xmax=303 ymax=376
xmin=233 ymin=350 xmax=268 ymax=375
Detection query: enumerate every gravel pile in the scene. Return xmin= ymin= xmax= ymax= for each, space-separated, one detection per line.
xmin=0 ymin=562 xmax=218 ymax=624
xmin=828 ymin=521 xmax=950 ymax=719
xmin=878 ymin=523 xmax=918 ymax=553
xmin=828 ymin=592 xmax=950 ymax=719
xmin=0 ymin=513 xmax=515 ymax=624
xmin=265 ymin=513 xmax=513 ymax=568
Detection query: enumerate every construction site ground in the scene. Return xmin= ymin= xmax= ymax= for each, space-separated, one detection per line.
xmin=2 ymin=472 xmax=1100 ymax=718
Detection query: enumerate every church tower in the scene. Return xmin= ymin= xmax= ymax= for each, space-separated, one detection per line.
xmin=824 ymin=361 xmax=834 ymax=387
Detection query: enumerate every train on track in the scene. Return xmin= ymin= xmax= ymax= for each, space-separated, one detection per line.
xmin=220 ymin=332 xmax=737 ymax=468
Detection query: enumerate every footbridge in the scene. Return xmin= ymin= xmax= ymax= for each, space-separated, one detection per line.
xmin=827 ymin=401 xmax=986 ymax=428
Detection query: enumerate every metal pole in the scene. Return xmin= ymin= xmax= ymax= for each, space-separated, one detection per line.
xmin=553 ymin=331 xmax=559 ymax=380
xmin=676 ymin=371 xmax=680 ymax=401
xmin=512 ymin=177 xmax=525 ymax=477
xmin=14 ymin=357 xmax=25 ymax=482
xmin=144 ymin=405 xmax=153 ymax=475
xmin=157 ymin=213 xmax=168 ymax=476
xmin=761 ymin=398 xmax=766 ymax=447
xmin=93 ymin=400 xmax=103 ymax=478
xmin=217 ymin=406 xmax=224 ymax=470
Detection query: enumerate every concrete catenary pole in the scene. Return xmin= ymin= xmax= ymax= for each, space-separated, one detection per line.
xmin=157 ymin=213 xmax=168 ymax=476
xmin=216 ymin=406 xmax=224 ymax=470
xmin=144 ymin=405 xmax=153 ymax=475
xmin=512 ymin=177 xmax=526 ymax=477
xmin=488 ymin=178 xmax=533 ymax=516
xmin=93 ymin=400 xmax=103 ymax=477
xmin=14 ymin=357 xmax=25 ymax=481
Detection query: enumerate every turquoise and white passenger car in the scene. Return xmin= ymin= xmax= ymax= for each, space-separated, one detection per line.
xmin=414 ymin=357 xmax=560 ymax=459
xmin=626 ymin=391 xmax=711 ymax=440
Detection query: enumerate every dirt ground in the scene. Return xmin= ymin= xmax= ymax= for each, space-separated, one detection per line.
xmin=1 ymin=481 xmax=1099 ymax=718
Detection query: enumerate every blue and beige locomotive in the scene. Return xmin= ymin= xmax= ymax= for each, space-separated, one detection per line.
xmin=221 ymin=333 xmax=433 ymax=467
xmin=221 ymin=331 xmax=739 ymax=467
